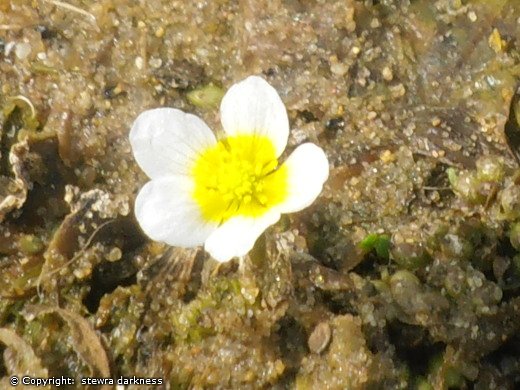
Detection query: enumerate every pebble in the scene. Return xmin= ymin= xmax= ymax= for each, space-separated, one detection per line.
xmin=149 ymin=57 xmax=162 ymax=68
xmin=135 ymin=56 xmax=144 ymax=69
xmin=331 ymin=62 xmax=349 ymax=76
xmin=382 ymin=66 xmax=393 ymax=81
xmin=106 ymin=247 xmax=122 ymax=262
xmin=155 ymin=26 xmax=165 ymax=38
xmin=15 ymin=42 xmax=31 ymax=60
xmin=370 ymin=18 xmax=381 ymax=28
xmin=380 ymin=149 xmax=395 ymax=164
xmin=308 ymin=321 xmax=332 ymax=354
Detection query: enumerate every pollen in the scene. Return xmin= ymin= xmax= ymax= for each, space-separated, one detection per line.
xmin=192 ymin=134 xmax=288 ymax=223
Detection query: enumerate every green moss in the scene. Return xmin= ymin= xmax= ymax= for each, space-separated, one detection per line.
xmin=428 ymin=352 xmax=465 ymax=389
xmin=444 ymin=366 xmax=465 ymax=388
xmin=414 ymin=376 xmax=433 ymax=390
xmin=509 ymin=222 xmax=520 ymax=250
xmin=171 ymin=277 xmax=253 ymax=343
xmin=10 ymin=262 xmax=42 ymax=296
xmin=359 ymin=233 xmax=390 ymax=259
xmin=19 ymin=234 xmax=44 ymax=255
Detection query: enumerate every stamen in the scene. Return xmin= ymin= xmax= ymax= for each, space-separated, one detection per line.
xmin=192 ymin=134 xmax=288 ymax=222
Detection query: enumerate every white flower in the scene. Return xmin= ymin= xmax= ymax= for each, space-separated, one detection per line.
xmin=130 ymin=76 xmax=329 ymax=262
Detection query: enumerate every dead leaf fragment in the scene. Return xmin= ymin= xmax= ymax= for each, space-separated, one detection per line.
xmin=22 ymin=305 xmax=110 ymax=386
xmin=0 ymin=327 xmax=48 ymax=386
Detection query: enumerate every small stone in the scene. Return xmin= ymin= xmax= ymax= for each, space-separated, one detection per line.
xmin=468 ymin=11 xmax=477 ymax=22
xmin=330 ymin=62 xmax=349 ymax=76
xmin=4 ymin=41 xmax=15 ymax=57
xmin=149 ymin=57 xmax=162 ymax=68
xmin=367 ymin=111 xmax=377 ymax=120
xmin=380 ymin=149 xmax=395 ymax=164
xmin=240 ymin=284 xmax=259 ymax=305
xmin=476 ymin=155 xmax=504 ymax=182
xmin=370 ymin=18 xmax=381 ymax=28
xmin=15 ymin=42 xmax=31 ymax=60
xmin=135 ymin=56 xmax=144 ymax=70
xmin=488 ymin=28 xmax=505 ymax=53
xmin=382 ymin=66 xmax=393 ymax=81
xmin=106 ymin=247 xmax=122 ymax=262
xmin=308 ymin=321 xmax=332 ymax=354
xmin=154 ymin=26 xmax=165 ymax=38
xmin=390 ymin=83 xmax=406 ymax=98
xmin=325 ymin=117 xmax=344 ymax=136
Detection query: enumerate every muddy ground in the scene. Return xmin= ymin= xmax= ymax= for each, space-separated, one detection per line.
xmin=1 ymin=0 xmax=520 ymax=388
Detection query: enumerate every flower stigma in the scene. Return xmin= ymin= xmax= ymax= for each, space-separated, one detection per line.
xmin=192 ymin=134 xmax=288 ymax=223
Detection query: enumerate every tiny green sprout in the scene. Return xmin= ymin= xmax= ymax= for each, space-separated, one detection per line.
xmin=187 ymin=83 xmax=225 ymax=109
xmin=446 ymin=167 xmax=458 ymax=188
xmin=359 ymin=233 xmax=390 ymax=259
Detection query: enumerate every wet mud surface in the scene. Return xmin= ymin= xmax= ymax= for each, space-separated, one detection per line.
xmin=1 ymin=0 xmax=520 ymax=388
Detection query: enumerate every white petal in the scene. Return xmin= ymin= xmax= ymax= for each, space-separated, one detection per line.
xmin=220 ymin=76 xmax=289 ymax=157
xmin=130 ymin=108 xmax=216 ymax=179
xmin=204 ymin=211 xmax=281 ymax=262
xmin=279 ymin=143 xmax=329 ymax=213
xmin=135 ymin=176 xmax=217 ymax=247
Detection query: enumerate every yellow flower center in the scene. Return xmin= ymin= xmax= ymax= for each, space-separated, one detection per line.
xmin=192 ymin=134 xmax=288 ymax=223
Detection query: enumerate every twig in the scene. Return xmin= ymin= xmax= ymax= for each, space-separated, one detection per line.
xmin=37 ymin=219 xmax=115 ymax=299
xmin=422 ymin=186 xmax=452 ymax=191
xmin=44 ymin=0 xmax=97 ymax=26
xmin=0 ymin=25 xmax=25 ymax=31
